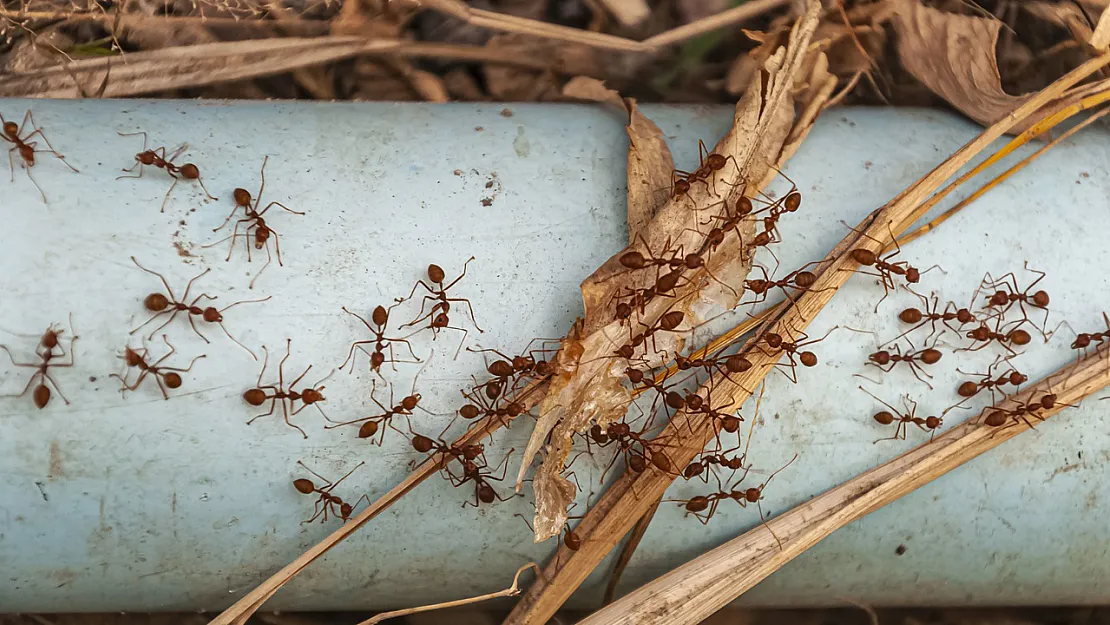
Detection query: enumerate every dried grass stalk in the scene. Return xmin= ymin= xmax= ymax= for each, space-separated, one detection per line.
xmin=580 ymin=346 xmax=1110 ymax=625
xmin=502 ymin=50 xmax=1110 ymax=625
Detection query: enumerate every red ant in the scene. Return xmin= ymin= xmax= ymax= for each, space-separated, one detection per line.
xmin=110 ymin=335 xmax=206 ymax=400
xmin=612 ymin=267 xmax=688 ymax=321
xmin=0 ymin=318 xmax=77 ymax=409
xmin=670 ymin=140 xmax=739 ymax=200
xmin=403 ymin=258 xmax=482 ymax=350
xmin=208 ymin=156 xmax=304 ymax=289
xmin=980 ymin=264 xmax=1051 ymax=337
xmin=450 ymin=448 xmax=517 ymax=507
xmin=669 ymin=454 xmax=797 ymax=547
xmin=129 ymin=256 xmax=268 ymax=359
xmin=757 ymin=326 xmax=837 ymax=383
xmin=458 ymin=387 xmax=528 ymax=426
xmin=325 ymin=378 xmax=425 ymax=444
xmin=117 ymin=131 xmax=216 ymax=212
xmin=293 ymin=461 xmax=369 ymax=523
xmin=890 ymin=291 xmax=982 ymax=344
xmin=956 ymin=356 xmax=1027 ymax=402
xmin=844 ymin=223 xmax=935 ymax=310
xmin=982 ymin=392 xmax=1070 ymax=428
xmin=468 ymin=345 xmax=554 ymax=399
xmin=338 ymin=303 xmax=421 ymax=377
xmin=613 ymin=309 xmax=685 ymax=360
xmin=244 ymin=339 xmax=332 ymax=438
xmin=960 ymin=320 xmax=1031 ymax=355
xmin=410 ymin=429 xmax=488 ymax=467
xmin=673 ymin=346 xmax=754 ymax=383
xmin=864 ymin=340 xmax=942 ymax=388
xmin=2 ymin=109 xmax=78 ymax=202
xmin=617 ymin=236 xmax=735 ymax=296
xmin=859 ymin=386 xmax=946 ymax=443
xmin=742 ymin=260 xmax=830 ymax=305
xmin=596 ymin=421 xmax=676 ymax=480
xmin=682 ymin=447 xmax=748 ymax=482
xmin=1052 ymin=314 xmax=1110 ymax=355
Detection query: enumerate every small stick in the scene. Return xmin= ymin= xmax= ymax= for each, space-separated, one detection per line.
xmin=357 ymin=562 xmax=540 ymax=625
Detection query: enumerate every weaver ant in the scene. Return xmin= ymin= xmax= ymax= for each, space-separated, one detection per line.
xmin=110 ymin=335 xmax=206 ymax=400
xmin=673 ymin=345 xmax=754 ymax=383
xmin=742 ymin=261 xmax=830 ymax=305
xmin=2 ymin=109 xmax=78 ymax=202
xmin=596 ymin=421 xmax=677 ymax=480
xmin=982 ymin=392 xmax=1071 ymax=428
xmin=844 ymin=223 xmax=935 ymax=310
xmin=1053 ymin=314 xmax=1110 ymax=354
xmin=613 ymin=309 xmax=685 ymax=361
xmin=682 ymin=446 xmax=748 ymax=482
xmin=293 ymin=461 xmax=369 ymax=523
xmin=409 ymin=428 xmax=488 ymax=468
xmin=129 ymin=256 xmax=267 ymax=359
xmin=890 ymin=291 xmax=982 ymax=344
xmin=458 ymin=386 xmax=527 ymax=427
xmin=859 ymin=386 xmax=946 ymax=443
xmin=0 ymin=318 xmax=77 ymax=409
xmin=402 ymin=258 xmax=482 ymax=353
xmin=956 ymin=356 xmax=1027 ymax=402
xmin=325 ymin=377 xmax=425 ymax=444
xmin=960 ymin=321 xmax=1031 ymax=355
xmin=338 ymin=303 xmax=420 ymax=377
xmin=244 ymin=339 xmax=333 ymax=438
xmin=118 ymin=131 xmax=216 ymax=212
xmin=208 ymin=156 xmax=304 ymax=288
xmin=467 ymin=344 xmax=555 ymax=399
xmin=449 ymin=448 xmax=517 ymax=507
xmin=864 ymin=340 xmax=942 ymax=388
xmin=757 ymin=326 xmax=837 ymax=383
xmin=670 ymin=140 xmax=740 ymax=200
xmin=980 ymin=264 xmax=1051 ymax=337
xmin=618 ymin=236 xmax=735 ymax=296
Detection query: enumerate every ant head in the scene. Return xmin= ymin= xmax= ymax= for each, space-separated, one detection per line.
xmin=925 ymin=416 xmax=941 ymax=429
xmin=683 ymin=462 xmax=703 ymax=479
xmin=512 ymin=355 xmax=534 ymax=370
xmin=784 ymin=191 xmax=801 ymax=212
xmin=123 ymin=347 xmax=144 ymax=367
xmin=744 ymin=487 xmax=762 ymax=503
xmin=340 ymin=502 xmax=354 ymax=519
xmin=233 ymin=188 xmax=252 ymax=207
xmin=905 ymin=267 xmax=921 ymax=283
xmin=1009 ymin=371 xmax=1028 ymax=385
xmin=726 ymin=456 xmax=745 ymax=470
xmin=144 ymin=293 xmax=170 ymax=312
xmin=957 ymin=381 xmax=979 ymax=397
xmin=488 ymin=360 xmax=514 ymax=378
xmin=956 ymin=309 xmax=975 ymax=324
xmin=507 ymin=401 xmax=524 ymax=417
xmin=370 ymin=351 xmax=385 ymax=369
xmin=608 ymin=422 xmax=630 ymax=438
xmin=1073 ymin=334 xmax=1092 ymax=349
xmin=764 ymin=333 xmax=783 ymax=349
xmin=42 ymin=327 xmax=61 ymax=349
xmin=628 ymin=455 xmax=647 ymax=473
xmin=1040 ymin=394 xmax=1057 ymax=409
xmin=2 ymin=120 xmax=18 ymax=137
xmin=463 ymin=443 xmax=484 ymax=460
xmin=988 ymin=291 xmax=1009 ymax=306
xmin=873 ymin=410 xmax=895 ymax=425
xmin=1010 ymin=329 xmax=1032 ymax=346
xmin=243 ymin=388 xmax=267 ymax=406
xmin=721 ymin=415 xmax=740 ymax=433
xmin=138 ymin=151 xmax=156 ymax=165
xmin=685 ymin=392 xmax=703 ymax=411
xmin=660 ymin=310 xmax=685 ymax=331
xmin=706 ymin=153 xmax=727 ymax=170
xmin=427 ymin=264 xmax=446 ymax=283
xmin=1033 ymin=290 xmax=1050 ymax=307
xmin=899 ymin=308 xmax=923 ymax=324
xmin=534 ymin=360 xmax=551 ymax=377
xmin=163 ymin=372 xmax=183 ymax=389
xmin=303 ymin=388 xmax=325 ymax=403
xmin=799 ymin=351 xmax=818 ymax=367
xmin=984 ymin=410 xmax=1008 ymax=427
xmin=33 ymin=385 xmax=50 ymax=409
xmin=432 ymin=312 xmax=449 ymax=328
xmin=180 ymin=163 xmax=200 ymax=180
xmin=747 ymin=279 xmax=768 ymax=293
xmin=725 ymin=354 xmax=752 ymax=373
xmin=664 ymin=391 xmax=685 ymax=411
xmin=371 ymin=305 xmax=389 ymax=327
xmin=293 ymin=478 xmax=315 ymax=494
xmin=564 ymin=528 xmax=582 ymax=551
xmin=254 ymin=227 xmax=270 ymax=248
xmin=411 ymin=434 xmax=434 ymax=453
xmin=478 ymin=483 xmax=496 ymax=504
xmin=202 ymin=307 xmax=222 ymax=323
xmin=616 ymin=345 xmax=635 ymax=359
xmin=968 ymin=326 xmax=990 ymax=341
xmin=615 ymin=302 xmax=632 ymax=320
xmin=459 ymin=404 xmax=481 ymax=420
xmin=619 ymin=251 xmax=646 ymax=270
xmin=850 ymin=249 xmax=877 ymax=265
xmin=402 ymin=394 xmax=421 ymax=411
xmin=674 ymin=179 xmax=690 ymax=194
xmin=707 ymin=228 xmax=725 ymax=247
xmin=358 ymin=421 xmax=379 ymax=439
xmin=920 ymin=348 xmax=942 ymax=365
xmin=869 ymin=350 xmax=891 ymax=365
xmin=589 ymin=424 xmax=608 ymax=443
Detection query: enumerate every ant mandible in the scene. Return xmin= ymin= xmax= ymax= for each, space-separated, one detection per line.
xmin=1 ymin=109 xmax=79 ymax=202
xmin=117 ymin=131 xmax=216 ymax=212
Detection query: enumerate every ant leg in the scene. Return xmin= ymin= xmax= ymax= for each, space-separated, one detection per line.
xmin=248 ymin=239 xmax=274 ymax=290
xmin=340 ymin=340 xmax=377 ymax=372
xmin=282 ymin=399 xmax=308 ymax=439
xmin=271 ymin=230 xmax=285 ymax=267
xmin=323 ymin=461 xmax=366 ymax=494
xmin=442 ymin=256 xmax=476 ymax=291
xmin=258 ymin=201 xmax=304 ymax=216
xmin=8 ymin=146 xmax=16 ymax=182
xmin=21 ymin=163 xmax=47 ymax=203
xmin=160 ymin=177 xmax=180 ymax=213
xmin=247 ymin=398 xmax=279 ymax=425
xmin=445 ymin=297 xmax=483 ymax=332
xmin=255 ymin=346 xmax=271 ymax=388
xmin=403 ymin=294 xmax=440 ymax=328
xmin=23 ymin=128 xmax=79 ymax=173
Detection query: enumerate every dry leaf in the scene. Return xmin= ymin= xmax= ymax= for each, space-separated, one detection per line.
xmin=562 ymin=77 xmax=675 ymax=244
xmin=894 ymin=0 xmax=1031 ymax=127
xmin=520 ymin=0 xmax=824 ymax=542
xmin=596 ymin=0 xmax=651 ymax=27
xmin=1094 ymin=4 xmax=1110 ymax=50
xmin=485 ymin=34 xmax=597 ymax=100
xmin=1023 ymin=2 xmax=1095 ymax=46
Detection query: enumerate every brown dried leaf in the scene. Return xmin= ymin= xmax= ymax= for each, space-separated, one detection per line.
xmin=1023 ymin=2 xmax=1095 ymax=46
xmin=562 ymin=77 xmax=675 ymax=244
xmin=523 ymin=0 xmax=825 ymax=541
xmin=893 ymin=0 xmax=1031 ymax=127
xmin=485 ymin=34 xmax=597 ymax=100
xmin=597 ymin=0 xmax=651 ymax=27
xmin=1094 ymin=4 xmax=1110 ymax=50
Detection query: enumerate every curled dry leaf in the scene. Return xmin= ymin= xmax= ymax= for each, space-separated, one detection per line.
xmin=894 ymin=0 xmax=1032 ymax=127
xmin=520 ymin=0 xmax=825 ymax=541
xmin=1094 ymin=4 xmax=1110 ymax=50
xmin=562 ymin=76 xmax=675 ymax=244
